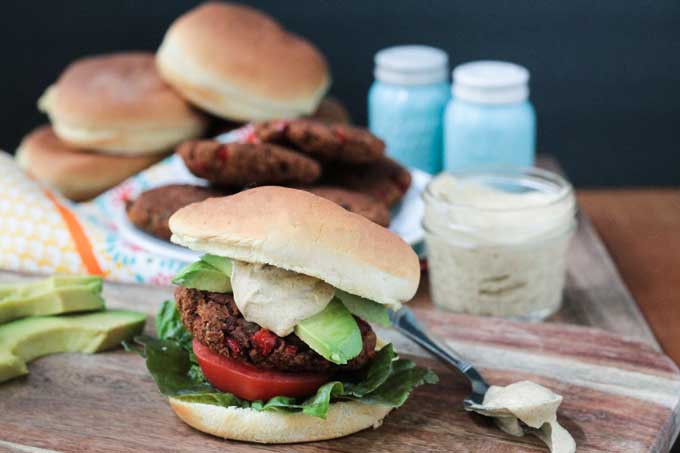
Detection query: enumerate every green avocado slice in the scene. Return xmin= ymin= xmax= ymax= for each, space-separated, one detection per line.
xmin=0 ymin=310 xmax=146 ymax=383
xmin=172 ymin=256 xmax=232 ymax=292
xmin=173 ymin=259 xmax=231 ymax=292
xmin=294 ymin=298 xmax=362 ymax=365
xmin=0 ymin=276 xmax=105 ymax=324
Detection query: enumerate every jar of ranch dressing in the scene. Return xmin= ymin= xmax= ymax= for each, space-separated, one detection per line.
xmin=423 ymin=166 xmax=576 ymax=320
xmin=444 ymin=61 xmax=536 ymax=170
xmin=369 ymin=45 xmax=450 ymax=174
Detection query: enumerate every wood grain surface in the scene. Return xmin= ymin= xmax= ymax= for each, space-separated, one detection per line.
xmin=578 ymin=189 xmax=680 ymax=365
xmin=0 ymin=274 xmax=677 ymax=453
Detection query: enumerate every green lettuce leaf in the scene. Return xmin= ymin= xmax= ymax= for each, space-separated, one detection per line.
xmin=250 ymin=395 xmax=299 ymax=412
xmin=137 ymin=336 xmax=211 ymax=395
xmin=343 ymin=343 xmax=396 ymax=397
xmin=250 ymin=382 xmax=346 ymax=418
xmin=360 ymin=360 xmax=438 ymax=407
xmin=131 ymin=302 xmax=438 ymax=419
xmin=336 ymin=291 xmax=391 ymax=327
xmin=299 ymin=381 xmax=345 ymax=417
xmin=174 ymin=391 xmax=248 ymax=408
xmin=156 ymin=300 xmax=192 ymax=350
xmin=154 ymin=301 xmax=204 ymax=383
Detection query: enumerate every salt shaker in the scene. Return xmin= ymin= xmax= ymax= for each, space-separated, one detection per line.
xmin=444 ymin=61 xmax=536 ymax=170
xmin=369 ymin=45 xmax=450 ymax=174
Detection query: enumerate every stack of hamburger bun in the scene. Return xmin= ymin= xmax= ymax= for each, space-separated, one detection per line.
xmin=16 ymin=2 xmax=347 ymax=202
xmin=18 ymin=53 xmax=207 ymax=201
xmin=156 ymin=2 xmax=330 ymax=122
xmin=157 ymin=2 xmax=350 ymax=133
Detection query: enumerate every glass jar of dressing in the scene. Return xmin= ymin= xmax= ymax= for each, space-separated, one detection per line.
xmin=369 ymin=45 xmax=450 ymax=174
xmin=444 ymin=61 xmax=536 ymax=170
xmin=423 ymin=167 xmax=576 ymax=320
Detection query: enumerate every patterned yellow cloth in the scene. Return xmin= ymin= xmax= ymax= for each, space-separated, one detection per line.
xmin=0 ymin=152 xmax=86 ymax=274
xmin=0 ymin=151 xmax=189 ymax=284
xmin=1 ymin=128 xmax=250 ymax=283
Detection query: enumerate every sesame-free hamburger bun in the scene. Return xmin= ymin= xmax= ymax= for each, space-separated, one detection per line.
xmin=168 ymin=337 xmax=393 ymax=443
xmin=169 ymin=186 xmax=420 ymax=308
xmin=156 ymin=2 xmax=330 ymax=122
xmin=169 ymin=398 xmax=392 ymax=444
xmin=38 ymin=52 xmax=207 ymax=155
xmin=16 ymin=125 xmax=166 ymax=201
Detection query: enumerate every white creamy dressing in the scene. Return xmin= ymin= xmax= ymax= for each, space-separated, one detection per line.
xmin=424 ymin=174 xmax=575 ymax=319
xmin=467 ymin=381 xmax=575 ymax=453
xmin=230 ymin=260 xmax=335 ymax=336
xmin=427 ymin=176 xmax=571 ymax=243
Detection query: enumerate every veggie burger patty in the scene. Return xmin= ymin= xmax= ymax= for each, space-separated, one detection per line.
xmin=175 ymin=287 xmax=377 ymax=373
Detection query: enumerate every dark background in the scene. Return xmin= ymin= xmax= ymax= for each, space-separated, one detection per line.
xmin=1 ymin=1 xmax=679 ymax=186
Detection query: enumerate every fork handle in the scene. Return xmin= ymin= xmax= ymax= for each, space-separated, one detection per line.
xmin=391 ymin=308 xmax=489 ymax=395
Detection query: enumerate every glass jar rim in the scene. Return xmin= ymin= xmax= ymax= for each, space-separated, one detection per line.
xmin=423 ymin=165 xmax=574 ymax=213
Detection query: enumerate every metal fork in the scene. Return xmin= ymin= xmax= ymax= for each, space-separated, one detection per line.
xmin=389 ymin=307 xmax=489 ymax=408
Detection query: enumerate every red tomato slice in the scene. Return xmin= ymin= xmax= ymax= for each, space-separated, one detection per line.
xmin=193 ymin=339 xmax=330 ymax=401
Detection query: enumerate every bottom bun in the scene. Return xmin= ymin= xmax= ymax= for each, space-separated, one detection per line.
xmin=169 ymin=398 xmax=392 ymax=443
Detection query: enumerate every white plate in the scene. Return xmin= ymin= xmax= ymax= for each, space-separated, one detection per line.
xmin=115 ymin=207 xmax=203 ymax=263
xmin=115 ymin=168 xmax=430 ymax=264
xmin=114 ymin=128 xmax=431 ymax=264
xmin=391 ymin=168 xmax=430 ymax=245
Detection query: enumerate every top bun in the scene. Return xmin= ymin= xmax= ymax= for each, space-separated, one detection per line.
xmin=169 ymin=186 xmax=420 ymax=307
xmin=39 ymin=52 xmax=207 ymax=155
xmin=156 ymin=2 xmax=330 ymax=122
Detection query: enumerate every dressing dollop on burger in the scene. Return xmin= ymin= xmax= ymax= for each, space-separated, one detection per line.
xmin=131 ymin=186 xmax=437 ymax=444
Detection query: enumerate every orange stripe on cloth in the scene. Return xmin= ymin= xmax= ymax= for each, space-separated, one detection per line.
xmin=43 ymin=189 xmax=105 ymax=276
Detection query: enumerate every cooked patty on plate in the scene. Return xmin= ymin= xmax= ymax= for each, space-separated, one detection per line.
xmin=323 ymin=156 xmax=412 ymax=207
xmin=251 ymin=119 xmax=385 ymax=164
xmin=303 ymin=186 xmax=391 ymax=226
xmin=126 ymin=184 xmax=223 ymax=241
xmin=177 ymin=139 xmax=321 ymax=188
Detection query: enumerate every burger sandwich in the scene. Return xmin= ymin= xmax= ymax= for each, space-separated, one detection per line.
xmin=130 ymin=186 xmax=437 ymax=443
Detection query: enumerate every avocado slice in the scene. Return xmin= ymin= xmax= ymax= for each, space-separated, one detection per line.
xmin=172 ymin=256 xmax=232 ymax=292
xmin=0 ymin=310 xmax=146 ymax=383
xmin=0 ymin=276 xmax=105 ymax=324
xmin=294 ymin=298 xmax=362 ymax=365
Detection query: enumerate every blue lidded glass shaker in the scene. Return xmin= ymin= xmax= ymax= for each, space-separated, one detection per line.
xmin=444 ymin=61 xmax=536 ymax=170
xmin=369 ymin=46 xmax=450 ymax=174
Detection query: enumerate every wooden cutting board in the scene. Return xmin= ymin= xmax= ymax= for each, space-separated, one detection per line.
xmin=0 ymin=277 xmax=678 ymax=453
xmin=0 ymin=156 xmax=678 ymax=452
